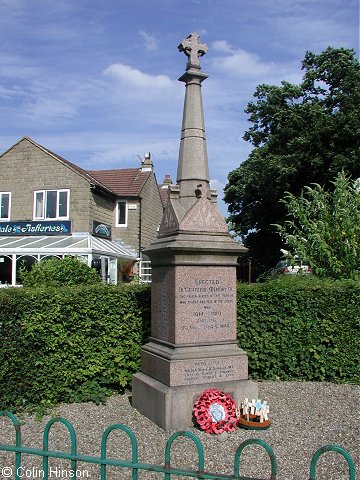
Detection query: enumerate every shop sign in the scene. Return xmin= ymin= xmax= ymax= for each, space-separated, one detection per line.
xmin=0 ymin=221 xmax=72 ymax=236
xmin=93 ymin=221 xmax=111 ymax=239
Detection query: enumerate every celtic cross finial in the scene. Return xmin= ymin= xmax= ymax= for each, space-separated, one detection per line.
xmin=178 ymin=32 xmax=208 ymax=69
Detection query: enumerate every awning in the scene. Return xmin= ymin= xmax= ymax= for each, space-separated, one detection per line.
xmin=0 ymin=235 xmax=136 ymax=259
xmin=91 ymin=236 xmax=137 ymax=258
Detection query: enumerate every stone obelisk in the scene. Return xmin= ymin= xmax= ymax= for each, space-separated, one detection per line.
xmin=132 ymin=33 xmax=257 ymax=430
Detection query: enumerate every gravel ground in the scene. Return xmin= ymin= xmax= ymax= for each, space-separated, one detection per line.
xmin=0 ymin=381 xmax=359 ymax=480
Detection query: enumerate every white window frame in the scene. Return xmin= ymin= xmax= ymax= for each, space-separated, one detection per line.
xmin=33 ymin=189 xmax=70 ymax=220
xmin=116 ymin=200 xmax=128 ymax=227
xmin=0 ymin=192 xmax=11 ymax=221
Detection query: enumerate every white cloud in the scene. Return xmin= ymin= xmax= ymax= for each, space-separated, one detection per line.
xmin=103 ymin=63 xmax=174 ymax=90
xmin=0 ymin=54 xmax=41 ymax=79
xmin=0 ymin=84 xmax=23 ymax=99
xmin=138 ymin=30 xmax=158 ymax=50
xmin=23 ymin=95 xmax=79 ymax=123
xmin=276 ymin=15 xmax=355 ymax=51
xmin=88 ymin=137 xmax=179 ymax=169
xmin=212 ymin=48 xmax=275 ymax=78
xmin=211 ymin=40 xmax=234 ymax=54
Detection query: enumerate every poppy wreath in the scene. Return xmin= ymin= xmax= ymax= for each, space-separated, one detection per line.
xmin=193 ymin=388 xmax=237 ymax=434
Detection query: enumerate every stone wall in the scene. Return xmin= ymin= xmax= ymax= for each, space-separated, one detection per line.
xmin=0 ymin=139 xmax=92 ymax=232
xmin=112 ymin=199 xmax=141 ymax=254
xmin=111 ymin=173 xmax=163 ymax=255
xmin=139 ymin=173 xmax=163 ymax=250
xmin=90 ymin=190 xmax=115 ymax=233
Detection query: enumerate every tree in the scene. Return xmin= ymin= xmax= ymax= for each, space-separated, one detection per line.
xmin=224 ymin=47 xmax=360 ymax=276
xmin=20 ymin=256 xmax=101 ymax=287
xmin=274 ymin=172 xmax=359 ymax=279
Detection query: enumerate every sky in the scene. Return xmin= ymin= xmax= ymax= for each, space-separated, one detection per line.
xmin=0 ymin=0 xmax=358 ymax=215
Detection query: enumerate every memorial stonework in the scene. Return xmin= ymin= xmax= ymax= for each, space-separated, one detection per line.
xmin=132 ymin=33 xmax=258 ymax=430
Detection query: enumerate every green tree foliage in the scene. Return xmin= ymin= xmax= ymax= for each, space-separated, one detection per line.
xmin=274 ymin=172 xmax=359 ymax=279
xmin=224 ymin=47 xmax=360 ymax=276
xmin=20 ymin=256 xmax=101 ymax=287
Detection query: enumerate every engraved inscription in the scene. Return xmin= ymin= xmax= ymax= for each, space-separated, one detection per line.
xmin=183 ymin=362 xmax=236 ymax=384
xmin=176 ymin=271 xmax=235 ymax=339
xmin=152 ymin=269 xmax=172 ymax=338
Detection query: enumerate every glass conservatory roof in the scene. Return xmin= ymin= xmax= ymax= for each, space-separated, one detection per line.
xmin=0 ymin=235 xmax=136 ymax=259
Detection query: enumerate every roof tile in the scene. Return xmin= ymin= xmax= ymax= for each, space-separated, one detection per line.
xmin=87 ymin=168 xmax=150 ymax=196
xmin=6 ymin=137 xmax=151 ymax=198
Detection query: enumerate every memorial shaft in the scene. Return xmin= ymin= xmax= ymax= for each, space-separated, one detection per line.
xmin=132 ymin=33 xmax=257 ymax=430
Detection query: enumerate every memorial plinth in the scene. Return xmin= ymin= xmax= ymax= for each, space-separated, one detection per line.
xmin=132 ymin=33 xmax=257 ymax=430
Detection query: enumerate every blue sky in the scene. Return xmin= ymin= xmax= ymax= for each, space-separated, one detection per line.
xmin=0 ymin=0 xmax=358 ymax=215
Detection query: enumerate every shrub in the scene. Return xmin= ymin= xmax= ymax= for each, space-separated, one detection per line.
xmin=0 ymin=284 xmax=151 ymax=411
xmin=237 ymin=276 xmax=360 ymax=383
xmin=0 ymin=276 xmax=358 ymax=413
xmin=274 ymin=172 xmax=360 ymax=279
xmin=19 ymin=256 xmax=101 ymax=287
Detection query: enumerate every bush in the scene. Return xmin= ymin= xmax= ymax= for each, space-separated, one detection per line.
xmin=0 ymin=276 xmax=358 ymax=413
xmin=19 ymin=256 xmax=101 ymax=287
xmin=237 ymin=276 xmax=360 ymax=383
xmin=0 ymin=284 xmax=151 ymax=411
xmin=274 ymin=172 xmax=360 ymax=279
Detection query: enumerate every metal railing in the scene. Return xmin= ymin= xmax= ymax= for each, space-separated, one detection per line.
xmin=0 ymin=410 xmax=356 ymax=479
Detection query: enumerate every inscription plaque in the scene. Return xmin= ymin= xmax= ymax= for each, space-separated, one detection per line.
xmin=151 ymin=268 xmax=174 ymax=339
xmin=175 ymin=265 xmax=237 ymax=344
xmin=169 ymin=356 xmax=248 ymax=386
xmin=151 ymin=265 xmax=237 ymax=344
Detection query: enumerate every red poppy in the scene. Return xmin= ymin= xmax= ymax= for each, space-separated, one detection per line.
xmin=193 ymin=388 xmax=237 ymax=434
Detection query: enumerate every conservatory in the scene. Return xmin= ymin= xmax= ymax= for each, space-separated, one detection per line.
xmin=0 ymin=233 xmax=136 ymax=287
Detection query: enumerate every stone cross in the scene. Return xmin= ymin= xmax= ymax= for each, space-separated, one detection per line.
xmin=178 ymin=32 xmax=208 ymax=68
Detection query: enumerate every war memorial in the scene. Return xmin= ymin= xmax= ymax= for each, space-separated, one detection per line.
xmin=132 ymin=33 xmax=258 ymax=430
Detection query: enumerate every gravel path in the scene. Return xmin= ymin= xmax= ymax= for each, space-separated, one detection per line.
xmin=0 ymin=381 xmax=359 ymax=479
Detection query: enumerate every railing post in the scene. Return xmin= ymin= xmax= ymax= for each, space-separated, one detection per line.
xmin=164 ymin=431 xmax=205 ymax=480
xmin=42 ymin=417 xmax=77 ymax=479
xmin=0 ymin=411 xmax=22 ymax=480
xmin=309 ymin=445 xmax=356 ymax=480
xmin=233 ymin=438 xmax=277 ymax=480
xmin=100 ymin=423 xmax=138 ymax=480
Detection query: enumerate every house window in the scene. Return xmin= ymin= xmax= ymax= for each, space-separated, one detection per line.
xmin=116 ymin=200 xmax=128 ymax=227
xmin=0 ymin=192 xmax=11 ymax=221
xmin=34 ymin=189 xmax=69 ymax=220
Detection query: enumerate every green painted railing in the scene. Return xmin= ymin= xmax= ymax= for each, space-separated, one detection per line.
xmin=309 ymin=444 xmax=356 ymax=480
xmin=0 ymin=410 xmax=356 ymax=479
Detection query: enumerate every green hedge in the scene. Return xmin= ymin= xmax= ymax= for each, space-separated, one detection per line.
xmin=237 ymin=276 xmax=360 ymax=383
xmin=0 ymin=284 xmax=151 ymax=411
xmin=0 ymin=277 xmax=358 ymax=412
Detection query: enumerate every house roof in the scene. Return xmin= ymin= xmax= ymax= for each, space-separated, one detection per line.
xmin=2 ymin=137 xmax=152 ymax=198
xmin=10 ymin=137 xmax=115 ymax=196
xmin=87 ymin=168 xmax=151 ymax=197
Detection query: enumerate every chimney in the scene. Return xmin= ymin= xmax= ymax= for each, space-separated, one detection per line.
xmin=161 ymin=174 xmax=173 ymax=186
xmin=141 ymin=152 xmax=153 ymax=172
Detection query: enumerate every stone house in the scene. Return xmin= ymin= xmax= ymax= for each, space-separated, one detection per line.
xmin=0 ymin=137 xmax=163 ymax=286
